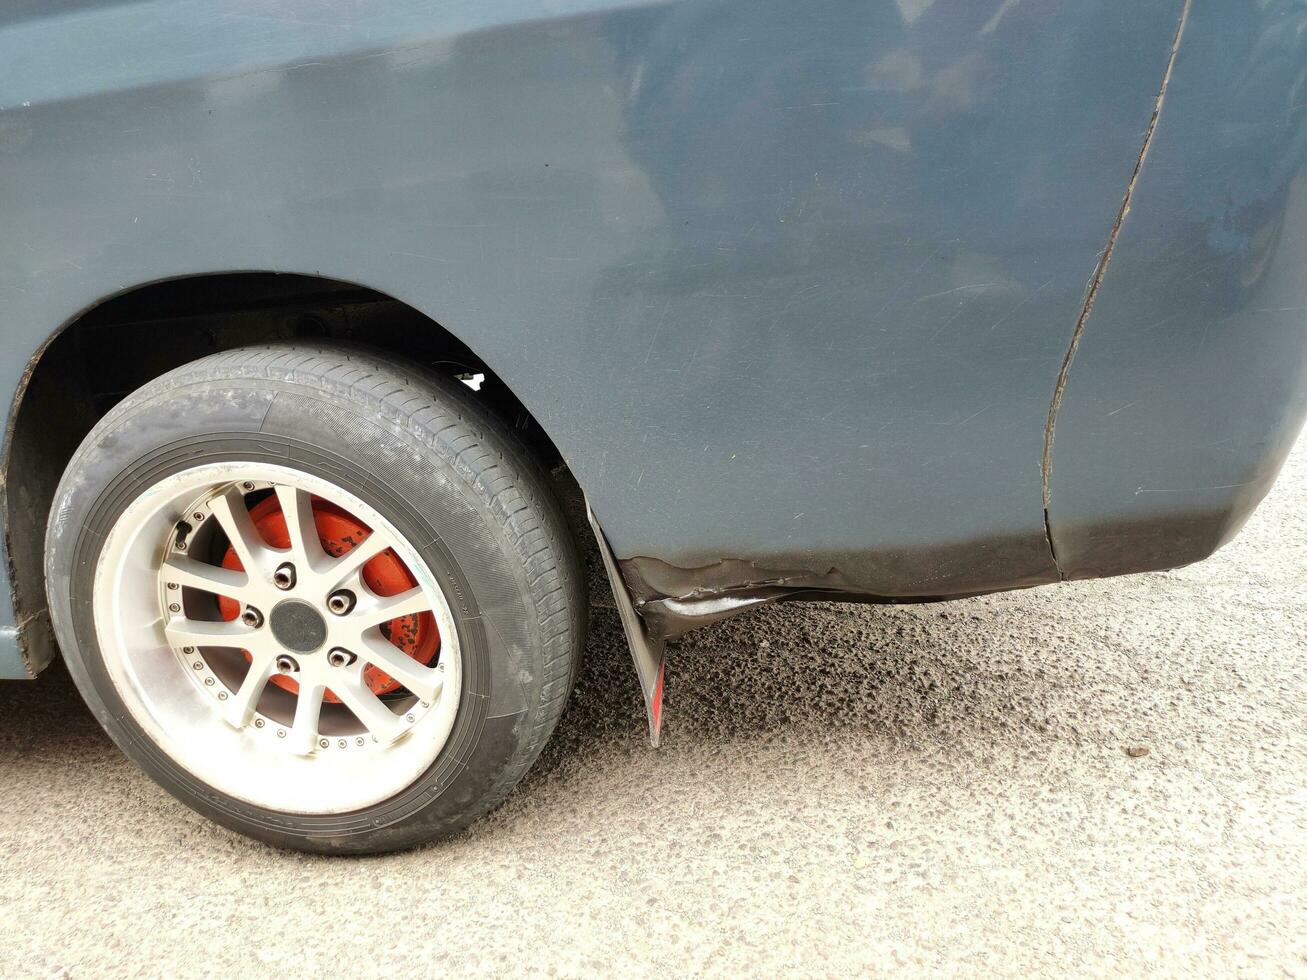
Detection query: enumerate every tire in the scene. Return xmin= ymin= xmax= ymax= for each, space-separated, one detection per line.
xmin=45 ymin=343 xmax=585 ymax=853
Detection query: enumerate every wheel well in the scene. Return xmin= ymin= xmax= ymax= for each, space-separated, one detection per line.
xmin=4 ymin=272 xmax=565 ymax=675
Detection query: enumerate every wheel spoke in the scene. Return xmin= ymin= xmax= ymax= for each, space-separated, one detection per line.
xmin=209 ymin=486 xmax=268 ymax=575
xmin=273 ymin=484 xmax=325 ymax=568
xmin=225 ymin=651 xmax=275 ymax=728
xmin=162 ymin=556 xmax=249 ymax=600
xmin=332 ymin=675 xmax=408 ymax=742
xmin=164 ymin=617 xmax=259 ymax=650
xmin=288 ymin=680 xmax=327 ymax=756
xmin=359 ymin=634 xmax=444 ymax=702
xmin=325 ymin=528 xmax=395 ymax=589
xmin=353 ymin=587 xmax=430 ymax=630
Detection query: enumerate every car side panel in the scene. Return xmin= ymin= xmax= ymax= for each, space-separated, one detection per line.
xmin=1047 ymin=0 xmax=1307 ymax=578
xmin=0 ymin=0 xmax=1185 ymax=671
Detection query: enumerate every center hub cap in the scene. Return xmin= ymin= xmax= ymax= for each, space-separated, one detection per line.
xmin=269 ymin=599 xmax=328 ymax=653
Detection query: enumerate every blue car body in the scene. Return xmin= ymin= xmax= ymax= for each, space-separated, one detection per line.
xmin=1 ymin=0 xmax=1304 ymax=678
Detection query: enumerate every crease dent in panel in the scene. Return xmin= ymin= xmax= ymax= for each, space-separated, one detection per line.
xmin=1040 ymin=0 xmax=1194 ymax=574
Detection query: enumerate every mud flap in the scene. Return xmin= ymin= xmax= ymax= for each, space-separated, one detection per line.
xmin=585 ymin=501 xmax=667 ymax=746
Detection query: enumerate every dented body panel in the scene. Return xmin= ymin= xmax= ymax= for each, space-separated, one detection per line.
xmin=1 ymin=1 xmax=1305 ymax=680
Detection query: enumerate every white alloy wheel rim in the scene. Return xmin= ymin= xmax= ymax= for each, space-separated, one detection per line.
xmin=92 ymin=462 xmax=462 ymax=815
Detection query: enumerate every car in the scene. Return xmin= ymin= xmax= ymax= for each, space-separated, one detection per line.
xmin=1 ymin=0 xmax=1304 ymax=853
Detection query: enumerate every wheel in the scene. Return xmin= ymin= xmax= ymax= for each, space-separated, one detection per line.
xmin=45 ymin=343 xmax=585 ymax=853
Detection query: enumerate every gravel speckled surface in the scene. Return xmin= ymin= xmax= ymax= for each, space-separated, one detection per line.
xmin=1 ymin=440 xmax=1304 ymax=977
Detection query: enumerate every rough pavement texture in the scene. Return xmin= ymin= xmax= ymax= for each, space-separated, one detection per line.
xmin=1 ymin=440 xmax=1304 ymax=978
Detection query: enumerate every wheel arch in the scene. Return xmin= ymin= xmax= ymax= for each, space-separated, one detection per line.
xmin=3 ymin=271 xmax=576 ymax=678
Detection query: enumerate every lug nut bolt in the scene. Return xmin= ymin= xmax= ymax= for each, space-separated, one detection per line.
xmin=241 ymin=607 xmax=264 ymax=628
xmin=275 ymin=655 xmax=298 ymax=674
xmin=326 ymin=590 xmax=356 ymax=616
xmin=327 ymin=648 xmax=355 ymax=668
xmin=273 ymin=563 xmax=297 ymax=591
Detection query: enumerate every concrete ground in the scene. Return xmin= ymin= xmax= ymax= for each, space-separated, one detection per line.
xmin=1 ymin=441 xmax=1304 ymax=978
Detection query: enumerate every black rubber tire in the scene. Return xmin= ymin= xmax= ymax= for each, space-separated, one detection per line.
xmin=45 ymin=343 xmax=585 ymax=854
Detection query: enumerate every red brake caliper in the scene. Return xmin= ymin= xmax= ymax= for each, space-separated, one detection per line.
xmin=216 ymin=495 xmax=440 ymax=700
